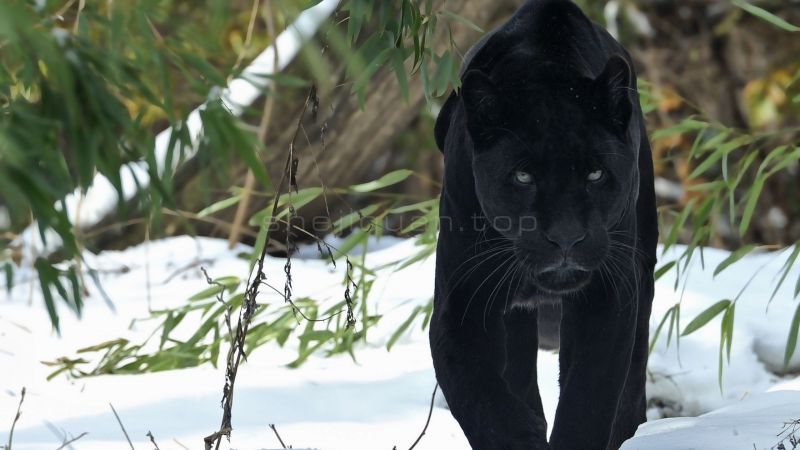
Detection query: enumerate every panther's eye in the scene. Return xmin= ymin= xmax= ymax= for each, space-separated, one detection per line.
xmin=587 ymin=169 xmax=604 ymax=183
xmin=513 ymin=170 xmax=534 ymax=185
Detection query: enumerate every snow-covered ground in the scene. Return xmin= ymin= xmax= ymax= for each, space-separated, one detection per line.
xmin=1 ymin=236 xmax=799 ymax=449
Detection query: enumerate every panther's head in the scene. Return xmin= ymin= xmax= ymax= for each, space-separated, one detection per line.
xmin=460 ymin=55 xmax=639 ymax=294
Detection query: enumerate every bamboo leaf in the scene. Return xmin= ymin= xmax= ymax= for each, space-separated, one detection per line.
xmin=210 ymin=324 xmax=221 ymax=367
xmin=179 ymin=52 xmax=227 ymax=85
xmin=664 ymin=198 xmax=696 ymax=252
xmin=35 ymin=259 xmax=60 ymax=333
xmin=391 ymin=49 xmax=410 ymax=102
xmin=784 ymin=302 xmax=800 ymax=369
xmin=350 ymin=169 xmax=413 ymax=192
xmin=739 ymin=177 xmax=764 ymax=235
xmin=3 ymin=262 xmax=12 ymax=294
xmin=188 ymin=277 xmax=239 ymax=301
xmin=440 ymin=10 xmax=484 ymax=33
xmin=795 ymin=272 xmax=800 ymax=299
xmin=722 ymin=303 xmax=735 ymax=361
xmin=298 ymin=330 xmax=336 ymax=343
xmin=682 ymin=299 xmax=731 ymax=336
xmin=66 ymin=267 xmax=83 ymax=317
xmin=714 ymin=245 xmax=756 ymax=277
xmin=770 ymin=243 xmax=800 ymax=304
xmin=197 ymin=195 xmax=241 ymax=217
xmin=667 ymin=304 xmax=678 ymax=346
xmin=654 ymin=261 xmax=676 ymax=281
xmin=733 ymin=0 xmax=800 ymax=32
xmin=249 ymin=187 xmax=324 ymax=226
xmin=230 ymin=141 xmax=271 ymax=192
xmin=332 ymin=204 xmax=381 ymax=234
xmin=431 ymin=51 xmax=455 ymax=97
xmin=394 ymin=244 xmax=436 ymax=271
xmin=650 ymin=305 xmax=675 ymax=354
xmin=388 ymin=199 xmax=438 ymax=214
xmin=387 ymin=305 xmax=422 ymax=351
xmin=689 ymin=135 xmax=750 ymax=179
xmin=334 ymin=228 xmax=371 ymax=256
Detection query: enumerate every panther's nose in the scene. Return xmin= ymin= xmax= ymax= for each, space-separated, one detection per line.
xmin=543 ymin=230 xmax=586 ymax=253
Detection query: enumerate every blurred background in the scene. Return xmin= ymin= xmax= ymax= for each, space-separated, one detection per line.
xmin=3 ymin=0 xmax=799 ymax=250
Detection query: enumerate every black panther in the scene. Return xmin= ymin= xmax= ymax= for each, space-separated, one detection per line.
xmin=429 ymin=1 xmax=658 ymax=449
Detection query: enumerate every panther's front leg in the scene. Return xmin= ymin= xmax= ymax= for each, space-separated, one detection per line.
xmin=549 ymin=274 xmax=638 ymax=450
xmin=430 ymin=302 xmax=550 ymax=450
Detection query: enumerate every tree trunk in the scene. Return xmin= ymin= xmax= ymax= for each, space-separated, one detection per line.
xmin=85 ymin=0 xmax=513 ymax=252
xmin=83 ymin=0 xmax=800 ymax=253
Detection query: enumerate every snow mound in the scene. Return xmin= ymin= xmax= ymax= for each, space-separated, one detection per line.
xmin=622 ymin=390 xmax=800 ymax=450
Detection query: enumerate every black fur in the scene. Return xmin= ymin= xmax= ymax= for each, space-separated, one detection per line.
xmin=429 ymin=1 xmax=658 ymax=449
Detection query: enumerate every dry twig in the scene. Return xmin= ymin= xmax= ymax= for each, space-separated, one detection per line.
xmin=268 ymin=423 xmax=289 ymax=449
xmin=54 ymin=432 xmax=89 ymax=450
xmin=406 ymin=383 xmax=438 ymax=450
xmin=205 ymin=88 xmax=317 ymax=450
xmin=109 ymin=403 xmax=135 ymax=450
xmin=146 ymin=431 xmax=161 ymax=450
xmin=5 ymin=387 xmax=25 ymax=450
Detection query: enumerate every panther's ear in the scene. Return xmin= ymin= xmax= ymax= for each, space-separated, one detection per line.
xmin=434 ymin=91 xmax=459 ymax=153
xmin=461 ymin=69 xmax=506 ymax=147
xmin=594 ymin=55 xmax=633 ymax=133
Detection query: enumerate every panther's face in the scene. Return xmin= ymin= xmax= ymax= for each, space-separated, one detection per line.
xmin=462 ymin=56 xmax=638 ymax=294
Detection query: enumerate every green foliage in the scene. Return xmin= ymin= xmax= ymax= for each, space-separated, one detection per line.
xmin=732 ymin=0 xmax=800 ymax=32
xmin=633 ymin=0 xmax=800 ymax=386
xmin=386 ymin=300 xmax=434 ymax=351
xmin=786 ymin=304 xmax=800 ymax=369
xmin=681 ymin=300 xmax=731 ymax=337
xmin=12 ymin=0 xmax=800 ymax=384
xmin=0 ymin=0 xmax=276 ymax=329
xmin=334 ymin=0 xmax=468 ymax=104
xmin=34 ymin=258 xmax=84 ymax=334
xmin=651 ymin=109 xmax=800 ymax=380
xmin=47 ymin=172 xmax=439 ymax=378
xmin=1 ymin=0 xmax=473 ymax=331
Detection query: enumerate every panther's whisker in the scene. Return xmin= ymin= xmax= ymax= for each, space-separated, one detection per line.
xmin=603 ymin=248 xmax=638 ymax=303
xmin=445 ymin=245 xmax=515 ymax=299
xmin=609 ymin=240 xmax=648 ymax=262
xmin=446 ymin=245 xmax=512 ymax=295
xmin=502 ymin=261 xmax=523 ymax=316
xmin=448 ymin=246 xmax=512 ymax=286
xmin=605 ymin=254 xmax=630 ymax=301
xmin=448 ymin=242 xmax=513 ymax=277
xmin=484 ymin=258 xmax=519 ymax=329
xmin=460 ymin=254 xmax=516 ymax=327
xmin=598 ymin=260 xmax=619 ymax=302
xmin=507 ymin=255 xmax=530 ymax=314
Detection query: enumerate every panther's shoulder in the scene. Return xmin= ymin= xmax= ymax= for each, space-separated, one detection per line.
xmin=435 ymin=1 xmax=631 ymax=153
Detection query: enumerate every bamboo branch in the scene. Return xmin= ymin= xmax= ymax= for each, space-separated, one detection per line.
xmin=228 ymin=1 xmax=279 ymax=249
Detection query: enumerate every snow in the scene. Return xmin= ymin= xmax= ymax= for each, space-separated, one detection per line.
xmin=646 ymin=246 xmax=800 ymax=420
xmin=1 ymin=237 xmax=800 ymax=449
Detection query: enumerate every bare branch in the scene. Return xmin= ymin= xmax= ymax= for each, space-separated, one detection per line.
xmin=55 ymin=432 xmax=89 ymax=450
xmin=146 ymin=431 xmax=160 ymax=450
xmin=406 ymin=383 xmax=438 ymax=450
xmin=5 ymin=387 xmax=25 ymax=450
xmin=268 ymin=424 xmax=289 ymax=449
xmin=109 ymin=403 xmax=135 ymax=450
